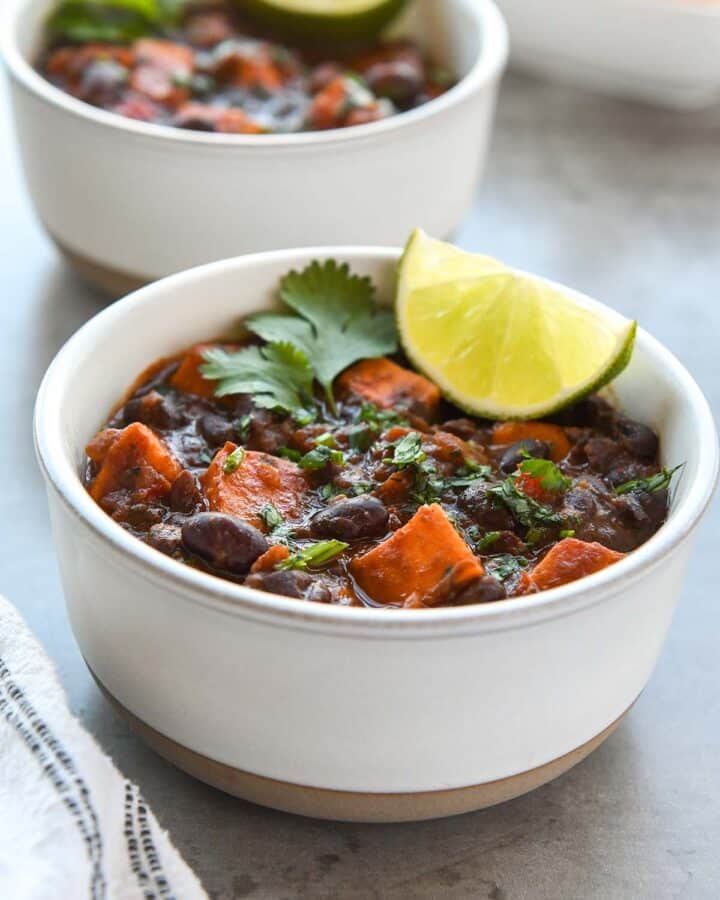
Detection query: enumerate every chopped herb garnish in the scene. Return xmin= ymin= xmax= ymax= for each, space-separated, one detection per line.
xmin=199 ymin=448 xmax=213 ymax=465
xmin=357 ymin=403 xmax=409 ymax=432
xmin=385 ymin=432 xmax=426 ymax=468
xmin=201 ymin=342 xmax=315 ymax=421
xmin=346 ymin=423 xmax=374 ymax=451
xmin=276 ymin=539 xmax=348 ymax=571
xmin=278 ymin=447 xmax=302 ymax=462
xmin=234 ymin=414 xmax=252 ymax=443
xmin=299 ymin=444 xmax=345 ymax=470
xmin=516 ymin=455 xmax=571 ymax=493
xmin=222 ymin=446 xmax=246 ymax=474
xmin=445 ymin=463 xmax=492 ymax=489
xmin=486 ymin=554 xmax=529 ymax=582
xmin=314 ymin=432 xmax=339 ymax=449
xmin=615 ymin=464 xmax=683 ymax=496
xmin=259 ymin=503 xmax=284 ymax=531
xmin=559 ymin=529 xmax=576 ymax=539
xmin=487 ymin=478 xmax=563 ymax=529
xmin=475 ymin=530 xmax=501 ymax=552
xmin=351 ymin=481 xmax=374 ymax=496
xmin=245 ymin=260 xmax=397 ymax=413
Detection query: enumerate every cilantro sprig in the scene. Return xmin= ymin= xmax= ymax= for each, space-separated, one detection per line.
xmin=276 ymin=540 xmax=348 ymax=571
xmin=201 ymin=263 xmax=396 ymax=418
xmin=201 ymin=341 xmax=316 ymax=422
xmin=614 ymin=464 xmax=683 ymax=496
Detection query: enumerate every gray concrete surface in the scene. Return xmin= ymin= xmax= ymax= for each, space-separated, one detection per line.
xmin=1 ymin=73 xmax=719 ymax=899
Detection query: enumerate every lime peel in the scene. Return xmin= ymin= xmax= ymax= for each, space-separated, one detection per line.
xmin=396 ymin=229 xmax=637 ymax=421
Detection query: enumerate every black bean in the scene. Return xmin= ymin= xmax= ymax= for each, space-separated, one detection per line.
xmin=80 ymin=59 xmax=128 ymax=107
xmin=309 ymin=496 xmax=389 ymax=542
xmin=583 ymin=437 xmax=622 ymax=474
xmin=245 ymin=569 xmax=314 ymax=599
xmin=199 ymin=412 xmax=235 ymax=448
xmin=364 ymin=61 xmax=423 ymax=107
xmin=182 ymin=513 xmax=268 ymax=574
xmin=499 ymin=439 xmax=550 ymax=473
xmin=458 ymin=483 xmax=515 ymax=531
xmin=169 ymin=470 xmax=206 ymax=514
xmin=453 ymin=574 xmax=506 ymax=605
xmin=123 ymin=390 xmax=183 ymax=429
xmin=616 ymin=416 xmax=659 ymax=459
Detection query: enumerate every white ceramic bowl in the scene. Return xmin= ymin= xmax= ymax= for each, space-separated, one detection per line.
xmin=34 ymin=247 xmax=718 ymax=822
xmin=496 ymin=0 xmax=720 ymax=109
xmin=1 ymin=0 xmax=507 ymax=294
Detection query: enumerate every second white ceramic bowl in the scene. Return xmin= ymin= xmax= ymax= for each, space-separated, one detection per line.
xmin=34 ymin=247 xmax=718 ymax=821
xmin=2 ymin=0 xmax=507 ymax=293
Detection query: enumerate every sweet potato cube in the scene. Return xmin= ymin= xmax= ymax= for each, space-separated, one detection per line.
xmin=88 ymin=422 xmax=181 ymax=503
xmin=491 ymin=422 xmax=571 ymax=462
xmin=350 ymin=503 xmax=483 ymax=606
xmin=169 ymin=344 xmax=219 ymax=398
xmin=531 ymin=538 xmax=624 ymax=591
xmin=337 ymin=358 xmax=440 ymax=420
xmin=202 ymin=443 xmax=308 ymax=531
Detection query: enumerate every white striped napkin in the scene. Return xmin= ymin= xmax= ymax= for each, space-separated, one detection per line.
xmin=0 ymin=595 xmax=207 ymax=900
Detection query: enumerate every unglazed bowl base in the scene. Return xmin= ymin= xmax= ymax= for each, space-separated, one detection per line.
xmin=92 ymin=669 xmax=630 ymax=823
xmin=55 ymin=237 xmax=149 ymax=298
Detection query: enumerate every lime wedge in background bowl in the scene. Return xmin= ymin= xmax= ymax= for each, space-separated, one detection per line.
xmin=396 ymin=229 xmax=637 ymax=420
xmin=240 ymin=0 xmax=409 ymax=42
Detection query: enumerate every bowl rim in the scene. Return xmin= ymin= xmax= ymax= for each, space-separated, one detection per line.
xmin=33 ymin=245 xmax=720 ymax=638
xmin=0 ymin=0 xmax=508 ymax=149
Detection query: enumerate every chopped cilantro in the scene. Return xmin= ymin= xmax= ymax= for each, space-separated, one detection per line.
xmin=351 ymin=482 xmax=374 ymax=495
xmin=222 ymin=446 xmax=246 ymax=474
xmin=486 ymin=554 xmax=529 ymax=582
xmin=278 ymin=447 xmax=302 ymax=462
xmin=234 ymin=414 xmax=252 ymax=443
xmin=559 ymin=529 xmax=576 ymax=539
xmin=474 ymin=530 xmax=501 ymax=552
xmin=276 ymin=539 xmax=348 ymax=571
xmin=385 ymin=432 xmax=426 ymax=468
xmin=357 ymin=403 xmax=409 ymax=431
xmin=346 ymin=423 xmax=374 ymax=451
xmin=517 ymin=455 xmax=571 ymax=493
xmin=614 ymin=464 xmax=683 ymax=496
xmin=199 ymin=448 xmax=213 ymax=466
xmin=259 ymin=503 xmax=284 ymax=530
xmin=487 ymin=478 xmax=562 ymax=529
xmin=246 ymin=261 xmax=397 ymax=413
xmin=299 ymin=444 xmax=345 ymax=470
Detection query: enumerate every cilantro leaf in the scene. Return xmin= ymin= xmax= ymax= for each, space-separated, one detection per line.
xmin=357 ymin=403 xmax=409 ymax=431
xmin=299 ymin=445 xmax=345 ymax=470
xmin=516 ymin=456 xmax=571 ymax=493
xmin=614 ymin=464 xmax=683 ymax=496
xmin=259 ymin=503 xmax=284 ymax=530
xmin=223 ymin=446 xmax=246 ymax=474
xmin=485 ymin=554 xmax=529 ymax=582
xmin=385 ymin=432 xmax=426 ymax=468
xmin=247 ymin=261 xmax=397 ymax=411
xmin=487 ymin=478 xmax=562 ymax=529
xmin=200 ymin=342 xmax=315 ymax=420
xmin=276 ymin=540 xmax=348 ymax=571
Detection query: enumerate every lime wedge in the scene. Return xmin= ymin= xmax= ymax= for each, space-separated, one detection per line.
xmin=242 ymin=0 xmax=408 ymax=42
xmin=396 ymin=230 xmax=637 ymax=420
